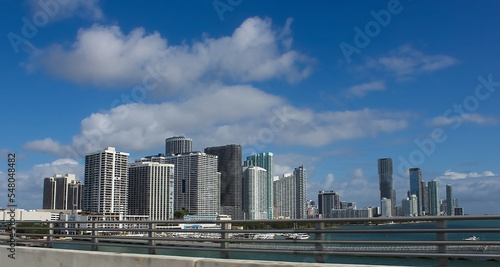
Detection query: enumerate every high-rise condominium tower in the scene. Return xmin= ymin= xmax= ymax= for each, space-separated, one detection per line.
xmin=128 ymin=161 xmax=175 ymax=220
xmin=318 ymin=190 xmax=340 ymax=218
xmin=43 ymin=174 xmax=82 ymax=211
xmin=273 ymin=165 xmax=307 ymax=219
xmin=381 ymin=197 xmax=392 ymax=217
xmin=242 ymin=166 xmax=268 ymax=220
xmin=446 ymin=184 xmax=454 ymax=216
xmin=163 ymin=152 xmax=220 ymax=216
xmin=428 ymin=180 xmax=440 ymax=216
xmin=165 ymin=136 xmax=192 ymax=155
xmin=83 ymin=147 xmax=129 ymax=215
xmin=421 ymin=180 xmax=428 ymax=215
xmin=205 ymin=144 xmax=243 ymax=220
xmin=378 ymin=158 xmax=395 ymax=214
xmin=409 ymin=168 xmax=423 ymax=216
xmin=243 ymin=152 xmax=274 ymax=220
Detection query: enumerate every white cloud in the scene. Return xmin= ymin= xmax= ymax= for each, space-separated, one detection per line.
xmin=345 ymin=80 xmax=385 ymax=97
xmin=24 ymin=138 xmax=72 ymax=158
xmin=362 ymin=44 xmax=458 ymax=80
xmin=28 ymin=0 xmax=103 ymax=21
xmin=427 ymin=113 xmax=498 ymax=127
xmin=324 ymin=173 xmax=335 ymax=189
xmin=438 ymin=169 xmax=497 ymax=180
xmin=28 ymin=17 xmax=313 ymax=92
xmin=24 ymin=85 xmax=410 ymax=159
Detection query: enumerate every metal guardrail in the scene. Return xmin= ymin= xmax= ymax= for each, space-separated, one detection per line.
xmin=2 ymin=215 xmax=500 ymax=267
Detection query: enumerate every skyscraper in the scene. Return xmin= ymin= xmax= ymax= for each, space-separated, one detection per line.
xmin=378 ymin=158 xmax=395 ymax=214
xmin=243 ymin=152 xmax=274 ymax=219
xmin=380 ymin=197 xmax=392 ymax=217
xmin=83 ymin=147 xmax=129 ymax=215
xmin=163 ymin=152 xmax=220 ymax=216
xmin=294 ymin=165 xmax=307 ymax=219
xmin=446 ymin=184 xmax=454 ymax=216
xmin=421 ymin=180 xmax=428 ymax=215
xmin=318 ymin=190 xmax=340 ymax=218
xmin=273 ymin=165 xmax=307 ymax=219
xmin=428 ymin=180 xmax=440 ymax=216
xmin=242 ymin=166 xmax=268 ymax=220
xmin=165 ymin=136 xmax=192 ymax=155
xmin=43 ymin=177 xmax=56 ymax=209
xmin=128 ymin=161 xmax=175 ymax=220
xmin=43 ymin=173 xmax=82 ymax=211
xmin=409 ymin=168 xmax=423 ymax=216
xmin=204 ymin=144 xmax=243 ymax=220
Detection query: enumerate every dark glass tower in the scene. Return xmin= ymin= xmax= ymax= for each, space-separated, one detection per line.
xmin=205 ymin=144 xmax=243 ymax=220
xmin=409 ymin=168 xmax=423 ymax=216
xmin=378 ymin=158 xmax=395 ymax=214
xmin=318 ymin=190 xmax=340 ymax=218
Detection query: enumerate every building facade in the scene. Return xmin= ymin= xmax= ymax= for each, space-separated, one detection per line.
xmin=128 ymin=161 xmax=175 ymax=220
xmin=381 ymin=197 xmax=392 ymax=217
xmin=446 ymin=184 xmax=454 ymax=216
xmin=243 ymin=152 xmax=274 ymax=219
xmin=83 ymin=147 xmax=129 ymax=215
xmin=378 ymin=158 xmax=395 ymax=214
xmin=318 ymin=190 xmax=340 ymax=218
xmin=165 ymin=136 xmax=192 ymax=155
xmin=421 ymin=180 xmax=429 ymax=215
xmin=428 ymin=180 xmax=440 ymax=216
xmin=409 ymin=168 xmax=423 ymax=216
xmin=204 ymin=144 xmax=243 ymax=220
xmin=332 ymin=207 xmax=373 ymax=218
xmin=163 ymin=152 xmax=220 ymax=216
xmin=273 ymin=165 xmax=306 ymax=219
xmin=43 ymin=174 xmax=82 ymax=211
xmin=242 ymin=166 xmax=268 ymax=220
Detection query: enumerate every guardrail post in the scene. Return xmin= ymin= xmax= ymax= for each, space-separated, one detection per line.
xmin=220 ymin=221 xmax=229 ymax=259
xmin=47 ymin=222 xmax=53 ymax=248
xmin=148 ymin=222 xmax=156 ymax=254
xmin=91 ymin=222 xmax=98 ymax=251
xmin=314 ymin=222 xmax=325 ymax=263
xmin=437 ymin=220 xmax=448 ymax=267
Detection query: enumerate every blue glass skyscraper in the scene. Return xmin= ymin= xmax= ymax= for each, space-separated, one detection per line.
xmin=409 ymin=168 xmax=423 ymax=216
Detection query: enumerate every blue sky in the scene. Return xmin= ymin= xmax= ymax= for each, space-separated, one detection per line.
xmin=1 ymin=0 xmax=500 ymax=215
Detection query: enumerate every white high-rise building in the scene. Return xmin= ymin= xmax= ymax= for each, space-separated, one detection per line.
xmin=273 ymin=165 xmax=307 ymax=219
xmin=381 ymin=197 xmax=392 ymax=217
xmin=243 ymin=152 xmax=274 ymax=220
xmin=83 ymin=147 xmax=129 ymax=215
xmin=165 ymin=136 xmax=192 ymax=155
xmin=402 ymin=194 xmax=418 ymax=217
xmin=242 ymin=166 xmax=268 ymax=220
xmin=163 ymin=152 xmax=220 ymax=216
xmin=128 ymin=161 xmax=175 ymax=220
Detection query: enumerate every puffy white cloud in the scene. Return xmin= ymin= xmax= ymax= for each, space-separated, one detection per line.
xmin=28 ymin=17 xmax=313 ymax=92
xmin=28 ymin=0 xmax=103 ymax=21
xmin=362 ymin=44 xmax=458 ymax=80
xmin=426 ymin=113 xmax=498 ymax=127
xmin=24 ymin=138 xmax=72 ymax=158
xmin=345 ymin=80 xmax=385 ymax=97
xmin=24 ymin=85 xmax=410 ymax=159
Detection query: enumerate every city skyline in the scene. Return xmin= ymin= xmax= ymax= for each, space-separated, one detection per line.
xmin=2 ymin=1 xmax=500 ymax=215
